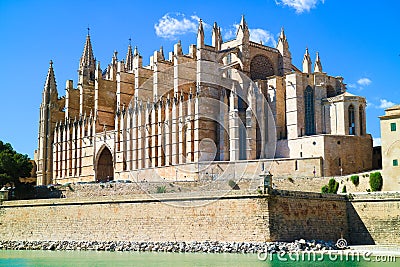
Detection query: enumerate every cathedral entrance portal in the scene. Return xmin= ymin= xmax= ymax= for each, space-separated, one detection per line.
xmin=96 ymin=146 xmax=114 ymax=182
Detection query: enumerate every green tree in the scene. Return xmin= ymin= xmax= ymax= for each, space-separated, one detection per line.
xmin=369 ymin=172 xmax=383 ymax=192
xmin=0 ymin=141 xmax=32 ymax=188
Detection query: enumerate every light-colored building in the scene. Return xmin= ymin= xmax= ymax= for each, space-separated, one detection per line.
xmin=380 ymin=105 xmax=400 ymax=191
xmin=35 ymin=17 xmax=373 ymax=185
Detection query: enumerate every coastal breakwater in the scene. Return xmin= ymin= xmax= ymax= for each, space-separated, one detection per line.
xmin=0 ymin=190 xmax=399 ymax=245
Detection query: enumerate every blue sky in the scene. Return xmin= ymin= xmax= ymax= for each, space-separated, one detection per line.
xmin=0 ymin=0 xmax=399 ymax=157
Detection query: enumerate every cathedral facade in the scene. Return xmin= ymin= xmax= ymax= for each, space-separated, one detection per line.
xmin=35 ymin=17 xmax=372 ymax=185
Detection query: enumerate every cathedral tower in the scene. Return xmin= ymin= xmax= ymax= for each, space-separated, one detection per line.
xmin=78 ymin=31 xmax=96 ymax=115
xmin=36 ymin=61 xmax=60 ymax=185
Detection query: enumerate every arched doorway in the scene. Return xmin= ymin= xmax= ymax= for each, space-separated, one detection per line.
xmin=96 ymin=146 xmax=114 ymax=182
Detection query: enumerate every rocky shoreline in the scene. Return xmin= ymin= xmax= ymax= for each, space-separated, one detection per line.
xmin=0 ymin=239 xmax=340 ymax=253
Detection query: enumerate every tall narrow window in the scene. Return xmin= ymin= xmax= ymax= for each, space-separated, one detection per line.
xmin=391 ymin=122 xmax=397 ymax=132
xmin=359 ymin=106 xmax=364 ymax=136
xmin=304 ymin=86 xmax=315 ymax=135
xmin=226 ymin=53 xmax=232 ymax=79
xmin=393 ymin=159 xmax=398 ymax=167
xmin=348 ymin=105 xmax=355 ymax=135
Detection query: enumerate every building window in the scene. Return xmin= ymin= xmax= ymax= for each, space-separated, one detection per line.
xmin=304 ymin=86 xmax=315 ymax=135
xmin=359 ymin=106 xmax=364 ymax=135
xmin=348 ymin=105 xmax=355 ymax=135
xmin=226 ymin=53 xmax=232 ymax=79
xmin=394 ymin=159 xmax=399 ymax=167
xmin=391 ymin=122 xmax=397 ymax=132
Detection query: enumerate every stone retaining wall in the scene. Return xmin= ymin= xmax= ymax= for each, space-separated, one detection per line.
xmin=347 ymin=192 xmax=400 ymax=245
xmin=1 ymin=190 xmax=398 ymax=245
xmin=0 ymin=190 xmax=346 ymax=244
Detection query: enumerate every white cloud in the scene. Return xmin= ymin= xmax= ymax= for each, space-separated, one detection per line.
xmin=154 ymin=13 xmax=198 ymax=39
xmin=379 ymin=99 xmax=395 ymax=109
xmin=366 ymin=100 xmax=375 ymax=109
xmin=373 ymin=138 xmax=381 ymax=147
xmin=275 ymin=0 xmax=325 ymax=13
xmin=223 ymin=24 xmax=277 ymax=47
xmin=249 ymin=29 xmax=277 ymax=47
xmin=347 ymin=83 xmax=357 ymax=89
xmin=357 ymin=78 xmax=372 ymax=86
xmin=223 ymin=24 xmax=238 ymax=40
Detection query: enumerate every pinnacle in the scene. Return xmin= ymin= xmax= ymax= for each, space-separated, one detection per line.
xmin=43 ymin=60 xmax=57 ymax=94
xmin=80 ymin=33 xmax=95 ymax=69
xmin=198 ymin=18 xmax=204 ymax=33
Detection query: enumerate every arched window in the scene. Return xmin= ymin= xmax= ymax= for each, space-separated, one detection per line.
xmin=326 ymin=85 xmax=336 ymax=97
xmin=250 ymin=55 xmax=274 ymax=80
xmin=304 ymin=86 xmax=315 ymax=135
xmin=348 ymin=105 xmax=355 ymax=135
xmin=359 ymin=106 xmax=364 ymax=136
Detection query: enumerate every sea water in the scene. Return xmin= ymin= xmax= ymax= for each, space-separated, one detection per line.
xmin=0 ymin=250 xmax=397 ymax=267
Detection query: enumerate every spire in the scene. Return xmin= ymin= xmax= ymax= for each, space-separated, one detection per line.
xmin=125 ymin=41 xmax=134 ymax=72
xmin=237 ymin=15 xmax=248 ymax=34
xmin=159 ymin=46 xmax=165 ymax=60
xmin=302 ymin=47 xmax=312 ymax=74
xmin=212 ymin=22 xmax=222 ymax=50
xmin=277 ymin=26 xmax=292 ymax=75
xmin=134 ymin=46 xmax=138 ymax=57
xmin=79 ymin=32 xmax=95 ymax=70
xmin=314 ymin=52 xmax=323 ymax=73
xmin=43 ymin=60 xmax=57 ymax=95
xmin=277 ymin=27 xmax=288 ymax=50
xmin=197 ymin=19 xmax=204 ymax=48
xmin=240 ymin=15 xmax=247 ymax=29
xmin=279 ymin=27 xmax=286 ymax=41
xmin=174 ymin=40 xmax=183 ymax=56
xmin=236 ymin=15 xmax=249 ymax=42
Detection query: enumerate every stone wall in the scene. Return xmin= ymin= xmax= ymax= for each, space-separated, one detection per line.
xmin=2 ymin=190 xmax=398 ymax=245
xmin=0 ymin=191 xmax=346 ymax=244
xmin=268 ymin=191 xmax=348 ymax=242
xmin=347 ymin=192 xmax=400 ymax=245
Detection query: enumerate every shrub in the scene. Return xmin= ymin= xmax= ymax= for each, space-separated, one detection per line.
xmin=350 ymin=175 xmax=359 ymax=186
xmin=321 ymin=185 xmax=329 ymax=193
xmin=156 ymin=185 xmax=166 ymax=193
xmin=321 ymin=178 xmax=339 ymax=194
xmin=369 ymin=172 xmax=383 ymax=192
xmin=228 ymin=180 xmax=240 ymax=190
xmin=342 ymin=185 xmax=347 ymax=193
xmin=328 ymin=178 xmax=339 ymax=194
